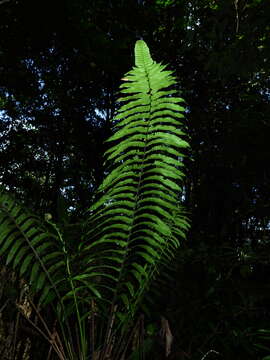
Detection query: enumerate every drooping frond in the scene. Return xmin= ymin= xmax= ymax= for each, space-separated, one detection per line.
xmin=0 ymin=189 xmax=67 ymax=306
xmin=80 ymin=40 xmax=190 ymax=315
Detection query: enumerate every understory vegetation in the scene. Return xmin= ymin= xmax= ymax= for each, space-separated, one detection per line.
xmin=0 ymin=1 xmax=269 ymax=359
xmin=0 ymin=40 xmax=189 ymax=360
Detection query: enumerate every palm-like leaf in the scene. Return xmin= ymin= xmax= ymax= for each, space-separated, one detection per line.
xmin=80 ymin=40 xmax=190 ymax=317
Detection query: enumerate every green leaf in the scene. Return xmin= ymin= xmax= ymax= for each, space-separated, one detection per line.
xmin=30 ymin=262 xmax=40 ymax=285
xmin=20 ymin=254 xmax=34 ymax=276
xmin=6 ymin=240 xmax=23 ymax=265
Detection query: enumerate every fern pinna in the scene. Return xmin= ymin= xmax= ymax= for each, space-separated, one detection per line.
xmin=80 ymin=40 xmax=190 ymax=316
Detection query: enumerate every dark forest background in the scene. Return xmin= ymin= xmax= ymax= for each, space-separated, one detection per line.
xmin=0 ymin=0 xmax=270 ymax=359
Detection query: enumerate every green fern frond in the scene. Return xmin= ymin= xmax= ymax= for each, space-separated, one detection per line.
xmin=0 ymin=189 xmax=66 ymax=306
xmin=81 ymin=40 xmax=190 ymax=316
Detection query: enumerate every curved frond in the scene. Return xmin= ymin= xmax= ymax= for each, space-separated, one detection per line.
xmin=0 ymin=190 xmax=67 ymax=306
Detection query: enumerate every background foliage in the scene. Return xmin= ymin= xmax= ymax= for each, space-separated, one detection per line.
xmin=0 ymin=0 xmax=269 ymax=359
